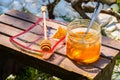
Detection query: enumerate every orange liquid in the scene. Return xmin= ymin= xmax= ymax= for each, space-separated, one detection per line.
xmin=66 ymin=31 xmax=101 ymax=64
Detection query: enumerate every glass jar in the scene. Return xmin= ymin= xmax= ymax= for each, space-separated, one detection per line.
xmin=66 ymin=19 xmax=101 ymax=64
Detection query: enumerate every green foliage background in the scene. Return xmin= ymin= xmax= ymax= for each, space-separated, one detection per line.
xmin=117 ymin=0 xmax=120 ymax=12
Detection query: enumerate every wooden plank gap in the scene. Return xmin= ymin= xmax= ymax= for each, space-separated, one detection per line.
xmin=100 ymin=53 xmax=112 ymax=61
xmin=91 ymin=65 xmax=103 ymax=70
xmin=0 ymin=21 xmax=25 ymax=31
xmin=5 ymin=13 xmax=35 ymax=24
xmin=5 ymin=10 xmax=38 ymax=22
xmin=54 ymin=51 xmax=67 ymax=57
xmin=57 ymin=57 xmax=66 ymax=65
xmin=88 ymin=57 xmax=111 ymax=71
xmin=0 ymin=22 xmax=40 ymax=36
xmin=0 ymin=31 xmax=11 ymax=37
xmin=101 ymin=46 xmax=119 ymax=60
xmin=0 ymin=27 xmax=38 ymax=46
xmin=47 ymin=54 xmax=66 ymax=65
xmin=102 ymin=44 xmax=120 ymax=51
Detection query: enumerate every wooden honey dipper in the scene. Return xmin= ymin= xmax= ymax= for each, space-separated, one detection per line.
xmin=40 ymin=6 xmax=51 ymax=52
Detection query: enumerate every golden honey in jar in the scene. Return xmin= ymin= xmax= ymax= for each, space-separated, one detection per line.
xmin=66 ymin=19 xmax=101 ymax=64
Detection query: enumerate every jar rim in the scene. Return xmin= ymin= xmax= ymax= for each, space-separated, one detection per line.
xmin=67 ymin=19 xmax=101 ymax=37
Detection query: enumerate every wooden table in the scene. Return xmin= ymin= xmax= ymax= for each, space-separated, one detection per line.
xmin=0 ymin=10 xmax=120 ymax=80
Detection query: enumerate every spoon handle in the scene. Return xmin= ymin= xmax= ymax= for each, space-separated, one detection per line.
xmin=85 ymin=2 xmax=102 ymax=34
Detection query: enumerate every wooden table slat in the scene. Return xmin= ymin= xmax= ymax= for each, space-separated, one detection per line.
xmin=5 ymin=10 xmax=39 ymax=23
xmin=101 ymin=46 xmax=119 ymax=59
xmin=0 ymin=14 xmax=33 ymax=30
xmin=0 ymin=23 xmax=42 ymax=41
xmin=90 ymin=57 xmax=110 ymax=69
xmin=102 ymin=36 xmax=120 ymax=51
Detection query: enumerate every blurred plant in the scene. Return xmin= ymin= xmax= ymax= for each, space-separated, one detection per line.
xmin=112 ymin=55 xmax=120 ymax=80
xmin=117 ymin=0 xmax=120 ymax=12
xmin=15 ymin=66 xmax=62 ymax=80
xmin=6 ymin=66 xmax=62 ymax=80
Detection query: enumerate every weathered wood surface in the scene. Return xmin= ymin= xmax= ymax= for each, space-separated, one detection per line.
xmin=0 ymin=10 xmax=120 ymax=80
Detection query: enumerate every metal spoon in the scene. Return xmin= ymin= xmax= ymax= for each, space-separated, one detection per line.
xmin=85 ymin=2 xmax=103 ymax=34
